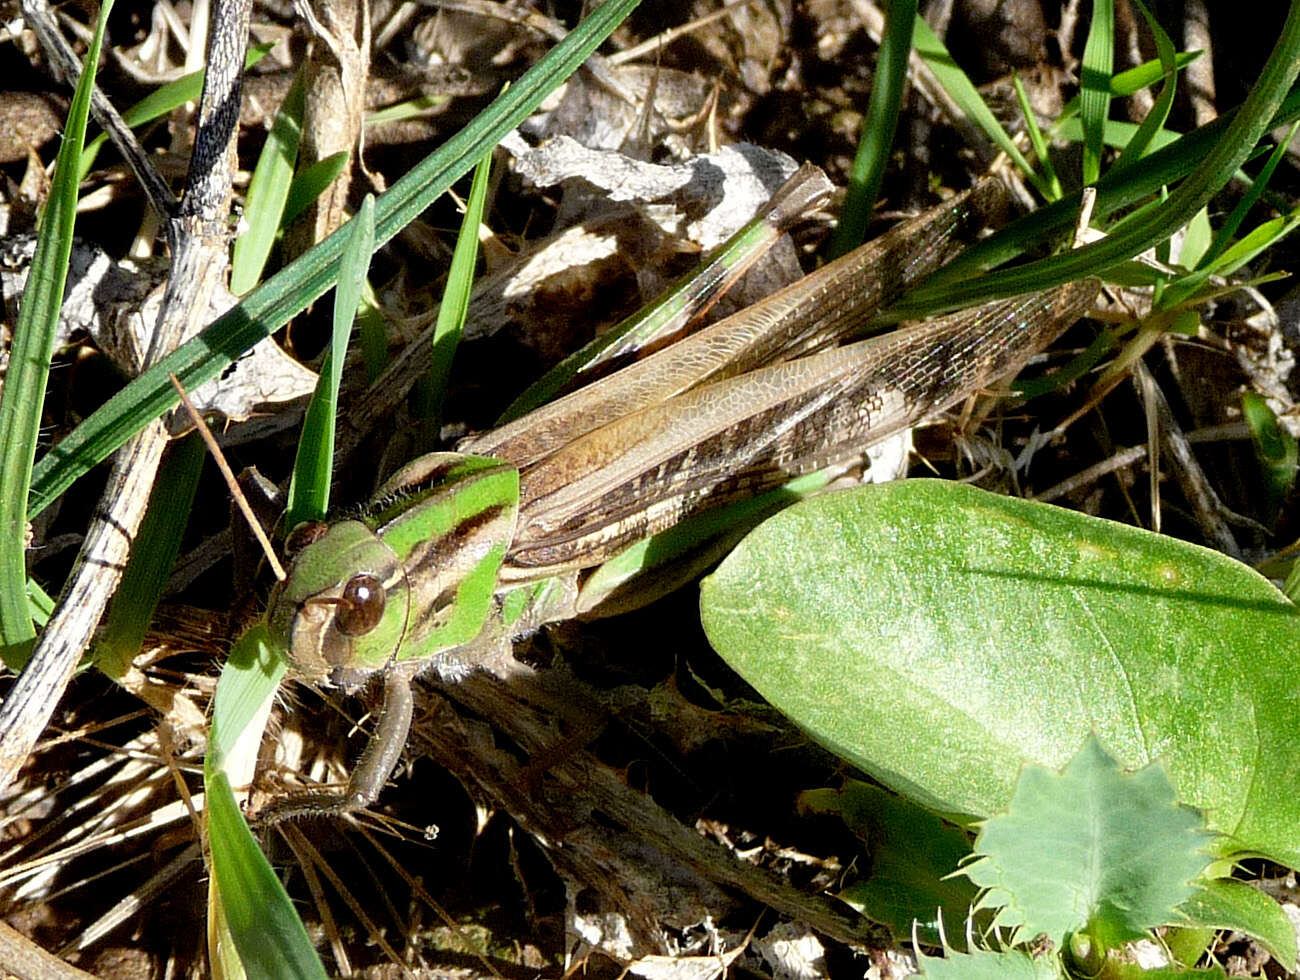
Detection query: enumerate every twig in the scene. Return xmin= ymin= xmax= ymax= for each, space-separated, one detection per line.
xmin=169 ymin=374 xmax=286 ymax=581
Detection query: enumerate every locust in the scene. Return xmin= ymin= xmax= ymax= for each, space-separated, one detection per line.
xmin=262 ymin=164 xmax=1098 ymax=817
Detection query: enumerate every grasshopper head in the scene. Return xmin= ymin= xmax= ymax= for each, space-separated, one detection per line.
xmin=267 ymin=454 xmax=520 ymax=689
xmin=267 ymin=520 xmax=411 ymax=690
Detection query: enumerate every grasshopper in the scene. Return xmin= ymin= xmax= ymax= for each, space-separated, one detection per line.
xmin=263 ymin=164 xmax=1097 ymax=816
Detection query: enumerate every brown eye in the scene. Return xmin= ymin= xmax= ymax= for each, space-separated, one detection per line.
xmin=284 ymin=521 xmax=330 ymax=558
xmin=334 ymin=573 xmax=385 ymax=637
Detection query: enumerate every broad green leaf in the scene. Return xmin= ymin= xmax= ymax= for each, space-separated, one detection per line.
xmin=961 ymin=736 xmax=1211 ymax=948
xmin=1178 ymin=877 xmax=1297 ymax=970
xmin=699 ymin=480 xmax=1300 ymax=869
xmin=806 ymin=780 xmax=977 ymax=945
xmin=1107 ymin=967 xmax=1225 ymax=980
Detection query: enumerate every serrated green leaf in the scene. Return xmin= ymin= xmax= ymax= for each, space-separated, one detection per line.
xmin=1178 ymin=878 xmax=1297 ymax=970
xmin=961 ymin=736 xmax=1211 ymax=947
xmin=917 ymin=945 xmax=1063 ymax=979
xmin=699 ymin=480 xmax=1300 ymax=869
xmin=808 ymin=780 xmax=977 ymax=945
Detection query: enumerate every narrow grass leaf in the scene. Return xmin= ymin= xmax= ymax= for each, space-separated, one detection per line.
xmin=26 ymin=581 xmax=54 ymax=628
xmin=93 ymin=434 xmax=205 ymax=679
xmin=230 ymin=70 xmax=306 ymax=295
xmin=499 ymin=164 xmax=828 ymax=422
xmin=911 ymin=16 xmax=1037 ymax=186
xmin=204 ymin=626 xmax=320 ymax=978
xmin=830 ymin=0 xmax=914 ymax=256
xmin=1013 ymin=73 xmax=1061 ymax=200
xmin=286 ymin=194 xmax=375 ymax=528
xmin=1177 ymin=206 xmax=1213 ymax=269
xmin=1111 ymin=0 xmax=1177 ymax=172
xmin=1079 ymin=0 xmax=1115 ymax=185
xmin=888 ymin=14 xmax=1300 ymax=318
xmin=79 ymin=42 xmax=276 ymax=180
xmin=356 ymin=281 xmax=390 ymax=382
xmin=411 ymin=147 xmax=492 ymax=447
xmin=1241 ymin=390 xmax=1299 ymax=527
xmin=1199 ymin=120 xmax=1300 ymax=271
xmin=27 ymin=0 xmax=641 ymax=521
xmin=281 ymin=152 xmax=349 ymax=227
xmin=915 ymin=90 xmax=1300 ymax=297
xmin=1052 ymin=50 xmax=1199 ymax=128
xmin=0 ymin=0 xmax=114 ymax=665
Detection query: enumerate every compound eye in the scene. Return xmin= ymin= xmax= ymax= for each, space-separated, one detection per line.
xmin=334 ymin=573 xmax=385 ymax=637
xmin=284 ymin=521 xmax=330 ymax=558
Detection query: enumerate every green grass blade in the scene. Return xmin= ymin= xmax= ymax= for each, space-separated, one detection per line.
xmin=917 ymin=91 xmax=1298 ymax=295
xmin=26 ymin=581 xmax=54 ymax=628
xmin=280 ymin=152 xmax=349 ymax=227
xmin=0 ymin=0 xmax=114 ymax=664
xmin=1079 ymin=0 xmax=1115 ymax=185
xmin=230 ymin=70 xmax=306 ymax=295
xmin=27 ymin=0 xmax=641 ymax=522
xmin=1159 ymin=124 xmax=1299 ymax=310
xmin=886 ymin=24 xmax=1300 ymax=319
xmin=1198 ymin=120 xmax=1299 ymax=270
xmin=92 ymin=434 xmax=205 ymax=679
xmin=497 ymin=165 xmax=823 ymax=422
xmin=829 ymin=0 xmax=914 ymax=256
xmin=286 ymin=195 xmax=375 ymax=528
xmin=1111 ymin=0 xmax=1177 ymax=173
xmin=1012 ymin=72 xmax=1061 ymax=200
xmin=204 ymin=625 xmax=320 ymax=978
xmin=79 ymin=42 xmax=276 ymax=180
xmin=911 ymin=15 xmax=1038 ymax=186
xmin=1052 ymin=50 xmax=1199 ymax=128
xmin=356 ymin=282 xmax=389 ymax=382
xmin=411 ymin=147 xmax=493 ymax=448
